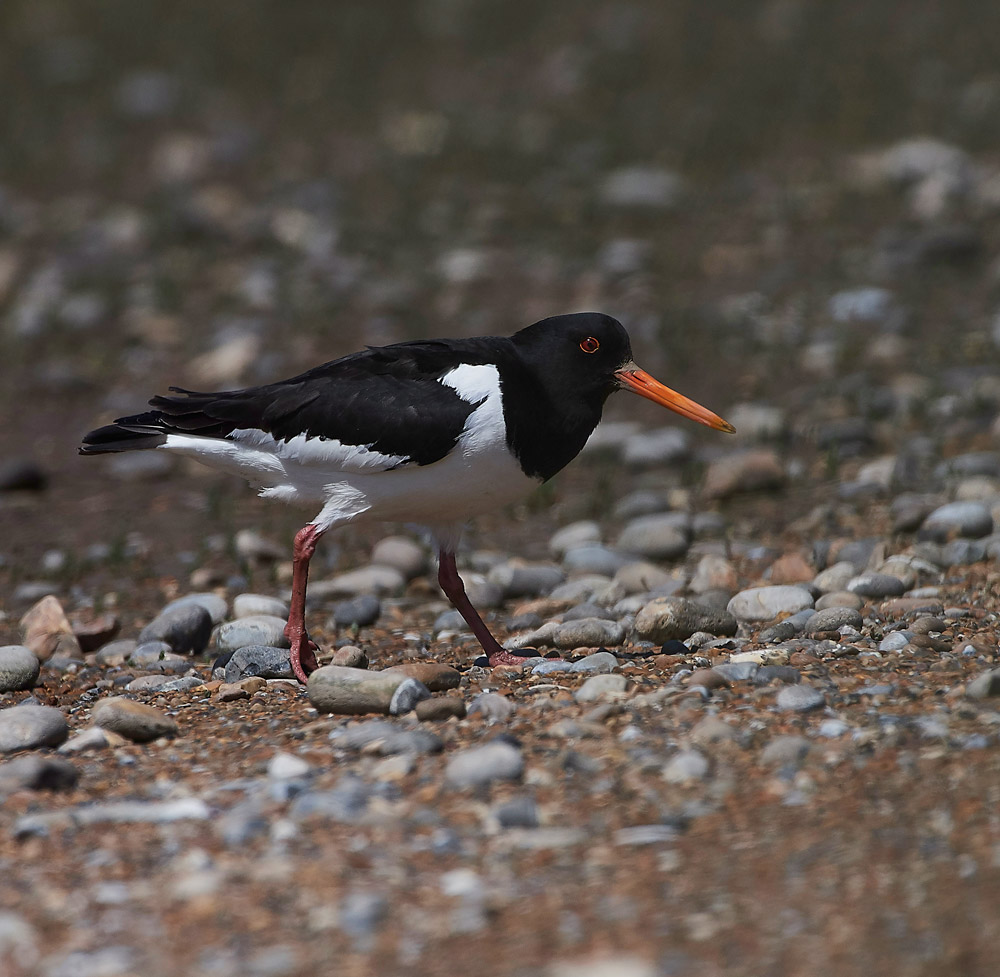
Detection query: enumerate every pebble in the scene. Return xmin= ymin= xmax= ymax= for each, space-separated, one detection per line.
xmin=817 ymin=718 xmax=851 ymax=738
xmin=233 ymin=593 xmax=289 ymax=619
xmin=613 ymin=561 xmax=674 ymax=594
xmin=688 ymin=554 xmax=739 ymax=594
xmin=415 ymin=696 xmax=467 ymax=721
xmin=329 ymin=645 xmax=369 ymax=668
xmin=574 ymin=673 xmax=627 ymax=703
xmin=703 ymin=449 xmax=786 ymax=498
xmin=814 ymin=591 xmax=865 ymax=611
xmin=267 ymin=752 xmax=312 ymax=781
xmin=493 ymin=794 xmax=540 ymax=829
xmin=879 ymin=631 xmax=911 ymax=652
xmin=307 ymin=666 xmax=430 ymax=716
xmin=846 ymin=573 xmax=906 ymax=598
xmin=161 ymin=592 xmax=229 ymax=625
xmin=760 ymin=736 xmax=810 ymax=767
xmin=727 ymin=586 xmax=814 ymax=622
xmin=322 ymin=564 xmax=408 ymax=599
xmin=813 ymin=561 xmax=859 ymax=593
xmin=234 ymin=529 xmax=285 ymax=561
xmin=549 ymin=521 xmax=602 ymax=556
xmin=776 ymin=684 xmax=825 ymax=712
xmin=445 ymin=741 xmax=524 ymax=788
xmin=332 ymin=595 xmax=381 ymax=627
xmin=562 ymin=545 xmax=632 ymax=576
xmin=487 ymin=561 xmax=566 ymax=598
xmin=689 ymin=715 xmax=739 ymax=745
xmin=921 ymin=501 xmax=993 ymax=540
xmin=615 ymin=513 xmax=691 ymax=560
xmin=633 ymin=596 xmax=738 ymax=642
xmin=0 ymin=705 xmax=69 ymax=752
xmin=966 ymin=669 xmax=1000 ymax=698
xmin=0 ymin=754 xmax=78 ymax=792
xmin=94 ymin=639 xmax=138 ymax=666
xmin=223 ymin=645 xmax=293 ymax=683
xmin=92 ymin=697 xmax=178 ymax=742
xmin=370 ymin=536 xmax=428 ymax=579
xmin=138 ymin=603 xmax=213 ymax=654
xmin=804 ymin=607 xmax=863 ymax=632
xmin=572 ymin=651 xmax=621 ymax=674
xmin=382 ymin=662 xmax=461 ymax=691
xmin=15 ymin=798 xmax=210 ymax=836
xmin=57 ymin=726 xmax=117 ymax=754
xmin=0 ymin=645 xmax=40 ymax=692
xmin=600 ymin=164 xmax=685 ymax=209
xmin=215 ymin=615 xmax=290 ymax=652
xmin=18 ymin=595 xmax=80 ymax=661
xmin=663 ymin=749 xmax=710 ymax=783
xmin=467 ymin=692 xmax=515 ymax=722
xmin=622 ymin=426 xmax=691 ymax=467
xmin=126 ymin=675 xmax=173 ymax=692
xmin=550 ymin=618 xmax=624 ymax=649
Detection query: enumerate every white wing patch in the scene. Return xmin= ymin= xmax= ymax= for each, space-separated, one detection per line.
xmin=228 ymin=428 xmax=410 ymax=474
xmin=438 ymin=363 xmax=508 ymax=454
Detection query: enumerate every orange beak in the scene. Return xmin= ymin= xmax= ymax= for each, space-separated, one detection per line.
xmin=614 ymin=364 xmax=736 ymax=433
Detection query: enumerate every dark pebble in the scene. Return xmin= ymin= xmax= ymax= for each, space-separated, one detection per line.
xmin=332 ymin=595 xmax=381 ymax=628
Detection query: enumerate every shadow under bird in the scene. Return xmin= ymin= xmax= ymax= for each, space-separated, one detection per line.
xmin=81 ymin=312 xmax=734 ymax=683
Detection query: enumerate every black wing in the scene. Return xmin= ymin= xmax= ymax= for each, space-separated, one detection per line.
xmin=81 ymin=338 xmax=502 ymax=466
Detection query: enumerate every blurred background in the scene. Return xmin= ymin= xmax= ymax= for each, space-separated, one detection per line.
xmin=2 ymin=0 xmax=1000 ymax=565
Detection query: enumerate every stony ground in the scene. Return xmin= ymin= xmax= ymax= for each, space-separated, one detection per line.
xmin=5 ymin=2 xmax=1000 ymax=975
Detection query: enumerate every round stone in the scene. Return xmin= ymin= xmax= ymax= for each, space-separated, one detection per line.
xmin=138 ymin=603 xmax=213 ymax=654
xmin=922 ymin=501 xmax=993 ymax=540
xmin=0 ymin=705 xmax=69 ymax=752
xmin=727 ymin=586 xmax=814 ymax=623
xmin=804 ymin=607 xmax=863 ymax=633
xmin=332 ymin=595 xmax=381 ymax=627
xmin=776 ymin=684 xmax=825 ymax=712
xmin=574 ymin=673 xmax=627 ymax=703
xmin=233 ymin=593 xmax=289 ymax=620
xmin=223 ymin=645 xmax=293 ymax=683
xmin=92 ymin=697 xmax=178 ymax=742
xmin=370 ymin=536 xmax=428 ymax=579
xmin=0 ymin=646 xmax=39 ymax=692
xmin=633 ymin=596 xmax=738 ymax=642
xmin=616 ymin=513 xmax=691 ymax=560
xmin=445 ymin=741 xmax=523 ymax=788
xmin=846 ymin=573 xmax=906 ymax=598
xmin=160 ymin=592 xmax=229 ymax=625
xmin=215 ymin=616 xmax=290 ymax=652
xmin=551 ymin=618 xmax=624 ymax=650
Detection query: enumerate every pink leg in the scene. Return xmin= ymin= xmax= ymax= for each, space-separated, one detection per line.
xmin=437 ymin=548 xmax=525 ymax=667
xmin=285 ymin=524 xmax=323 ymax=684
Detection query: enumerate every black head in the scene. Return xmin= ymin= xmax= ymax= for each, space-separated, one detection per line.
xmin=508 ymin=312 xmax=633 ymax=401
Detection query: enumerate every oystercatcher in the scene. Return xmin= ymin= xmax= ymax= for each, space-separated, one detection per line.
xmin=81 ymin=312 xmax=734 ymax=682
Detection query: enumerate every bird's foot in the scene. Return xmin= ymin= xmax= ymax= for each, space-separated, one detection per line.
xmin=486 ymin=648 xmax=547 ymax=667
xmin=289 ymin=636 xmax=320 ymax=685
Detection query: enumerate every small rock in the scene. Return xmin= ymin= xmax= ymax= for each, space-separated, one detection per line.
xmin=688 ymin=554 xmax=739 ymax=594
xmin=18 ymin=595 xmax=80 ymax=661
xmin=814 ymin=591 xmax=865 ymax=611
xmin=689 ymin=715 xmax=738 ymax=745
xmin=318 ymin=564 xmax=406 ymax=597
xmin=760 ymin=735 xmax=810 ymax=767
xmin=215 ymin=615 xmax=290 ymax=652
xmin=161 ymin=592 xmax=229 ymax=625
xmin=687 ymin=669 xmax=730 ymax=691
xmin=57 ymin=726 xmax=117 ymax=754
xmin=561 ymin=545 xmax=631 ymax=577
xmin=415 ymin=696 xmax=467 ymax=721
xmin=622 ymin=427 xmax=691 ymax=467
xmin=812 ymin=561 xmax=858 ymax=593
xmin=966 ymin=669 xmax=1000 ymax=698
xmin=921 ymin=501 xmax=994 ymax=541
xmin=572 ymin=651 xmax=621 ymax=674
xmin=445 ymin=741 xmax=523 ymax=788
xmin=370 ymin=536 xmax=427 ymax=579
xmin=549 ymin=521 xmax=602 ymax=557
xmin=487 ymin=561 xmax=565 ymax=599
xmin=0 ymin=458 xmax=47 ymax=492
xmin=0 ymin=705 xmax=69 ymax=752
xmin=92 ymin=697 xmax=178 ymax=742
xmin=307 ymin=666 xmax=428 ymax=716
xmin=776 ymin=684 xmax=825 ymax=712
xmin=138 ymin=603 xmax=213 ymax=654
xmin=846 ymin=573 xmax=906 ymax=598
xmin=467 ymin=692 xmax=515 ymax=722
xmin=634 ymin=596 xmax=738 ymax=642
xmin=234 ymin=529 xmax=285 ymax=561
xmin=663 ymin=749 xmax=710 ymax=783
xmin=551 ymin=619 xmax=624 ymax=649
xmin=382 ymin=663 xmax=461 ymax=691
xmin=493 ymin=794 xmax=540 ymax=829
xmin=0 ymin=755 xmax=78 ymax=792
xmin=0 ymin=646 xmax=40 ymax=692
xmin=703 ymin=449 xmax=786 ymax=499
xmin=268 ymin=752 xmax=312 ymax=780
xmin=616 ymin=513 xmax=691 ymax=560
xmin=95 ymin=639 xmax=138 ymax=666
xmin=217 ymin=682 xmax=250 ymax=702
xmin=332 ymin=595 xmax=381 ymax=627
xmin=804 ymin=607 xmax=864 ymax=633
xmin=574 ymin=673 xmax=627 ymax=703
xmin=600 ymin=165 xmax=685 ymax=209
xmin=233 ymin=593 xmax=289 ymax=619
xmin=223 ymin=645 xmax=293 ymax=683
xmin=727 ymin=586 xmax=814 ymax=622
xmin=329 ymin=645 xmax=369 ymax=668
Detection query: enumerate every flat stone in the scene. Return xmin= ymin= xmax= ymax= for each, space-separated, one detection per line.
xmin=0 ymin=646 xmax=39 ymax=692
xmin=663 ymin=749 xmax=710 ymax=783
xmin=215 ymin=615 xmax=290 ymax=652
xmin=332 ymin=595 xmax=381 ymax=627
xmin=633 ymin=596 xmax=738 ymax=642
xmin=572 ymin=651 xmax=621 ymax=674
xmin=0 ymin=705 xmax=68 ymax=752
xmin=847 ymin=573 xmax=906 ymax=598
xmin=613 ymin=561 xmax=674 ymax=595
xmin=370 ymin=536 xmax=428 ymax=579
xmin=329 ymin=645 xmax=369 ymax=668
xmin=307 ymin=666 xmax=428 ymax=716
xmin=879 ymin=597 xmax=945 ymax=616
xmin=268 ymin=752 xmax=312 ymax=781
xmin=921 ymin=501 xmax=993 ymax=540
xmin=616 ymin=513 xmax=691 ymax=560
xmin=727 ymin=586 xmax=814 ymax=622
xmin=551 ymin=618 xmax=624 ymax=649
xmin=223 ymin=645 xmax=293 ymax=683
xmin=92 ymin=697 xmax=178 ymax=742
xmin=18 ymin=595 xmax=80 ymax=661
xmin=814 ymin=591 xmax=865 ymax=611
xmin=574 ymin=673 xmax=627 ymax=703
xmin=233 ymin=593 xmax=289 ymax=619
xmin=487 ymin=561 xmax=566 ymax=599
xmin=622 ymin=426 xmax=691 ymax=467
xmin=161 ymin=592 xmax=229 ymax=625
xmin=812 ymin=561 xmax=858 ymax=594
xmin=804 ymin=607 xmax=864 ymax=633
xmin=966 ymin=669 xmax=1000 ymax=698
xmin=549 ymin=521 xmax=602 ymax=557
xmin=687 ymin=669 xmax=730 ymax=691
xmin=760 ymin=735 xmax=811 ymax=767
xmin=15 ymin=798 xmax=210 ymax=836
xmin=445 ymin=741 xmax=524 ymax=788
xmin=415 ymin=696 xmax=467 ymax=721
xmin=57 ymin=726 xmax=117 ymax=754
xmin=467 ymin=692 xmax=515 ymax=722
xmin=138 ymin=603 xmax=213 ymax=654
xmin=382 ymin=663 xmax=461 ymax=691
xmin=703 ymin=449 xmax=786 ymax=499
xmin=317 ymin=564 xmax=406 ymax=598
xmin=688 ymin=554 xmax=739 ymax=594
xmin=0 ymin=755 xmax=78 ymax=792
xmin=776 ymin=684 xmax=825 ymax=712
xmin=561 ymin=545 xmax=632 ymax=576
xmin=94 ymin=639 xmax=138 ymax=666
xmin=126 ymin=675 xmax=174 ymax=692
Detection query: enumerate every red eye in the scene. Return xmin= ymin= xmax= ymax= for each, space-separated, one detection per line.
xmin=580 ymin=336 xmax=600 ymax=353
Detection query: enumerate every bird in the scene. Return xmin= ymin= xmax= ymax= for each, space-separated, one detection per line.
xmin=80 ymin=312 xmax=734 ymax=683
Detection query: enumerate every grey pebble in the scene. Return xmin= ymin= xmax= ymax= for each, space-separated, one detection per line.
xmin=215 ymin=615 xmax=290 ymax=652
xmin=755 ymin=665 xmax=802 ymax=685
xmin=805 ymin=607 xmax=863 ymax=632
xmin=57 ymin=726 xmax=114 ymax=754
xmin=760 ymin=735 xmax=810 ymax=767
xmin=531 ymin=660 xmax=576 ymax=676
xmin=314 ymin=564 xmax=405 ymax=598
xmin=0 ymin=704 xmax=68 ymax=752
xmin=330 ymin=719 xmax=399 ymax=750
xmin=622 ymin=426 xmax=691 ymax=467
xmin=574 ymin=673 xmax=627 ymax=703
xmin=561 ymin=545 xmax=632 ymax=576
xmin=966 ymin=669 xmax=1000 ymax=698
xmin=879 ymin=631 xmax=911 ymax=652
xmin=549 ymin=521 xmax=601 ymax=556
xmin=0 ymin=754 xmax=78 ymax=792
xmin=332 ymin=594 xmax=381 ymax=627
xmin=267 ymin=752 xmax=312 ymax=780
xmin=389 ymin=678 xmax=432 ymax=716
xmin=159 ymin=675 xmax=204 ymax=693
xmin=727 ymin=586 xmax=814 ymax=622
xmin=663 ymin=749 xmax=710 ymax=783
xmin=161 ymin=592 xmax=229 ymax=625
xmin=817 ymin=718 xmax=851 ymax=738
xmin=487 ymin=561 xmax=565 ymax=599
xmin=15 ymin=798 xmax=210 ymax=837
xmin=138 ymin=603 xmax=213 ymax=654
xmin=713 ymin=662 xmax=760 ymax=682
xmin=776 ymin=684 xmax=825 ymax=712
xmin=94 ymin=639 xmax=137 ymax=665
xmin=233 ymin=593 xmax=289 ymax=619
xmin=616 ymin=513 xmax=691 ymax=560
xmin=307 ymin=666 xmax=427 ymax=716
xmin=92 ymin=697 xmax=178 ymax=742
xmin=493 ymin=794 xmax=540 ymax=829
xmin=446 ymin=741 xmax=524 ymax=788
xmin=467 ymin=692 xmax=515 ymax=722
xmin=0 ymin=645 xmax=40 ymax=692
xmin=290 ymin=776 xmax=370 ymax=822
xmin=551 ymin=618 xmax=624 ymax=650
xmin=572 ymin=651 xmax=621 ymax=674
xmin=815 ymin=591 xmax=865 ymax=611
xmin=223 ymin=645 xmax=293 ymax=683
xmin=125 ymin=674 xmax=173 ymax=692
xmin=847 ymin=573 xmax=906 ymax=598
xmin=757 ymin=620 xmax=800 ymax=643
xmin=338 ymin=889 xmax=388 ymax=951
xmin=613 ymin=560 xmax=674 ymax=595
xmin=633 ymin=596 xmax=737 ymax=642
xmin=921 ymin=501 xmax=994 ymax=540
xmin=371 ymin=535 xmax=427 ymax=579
